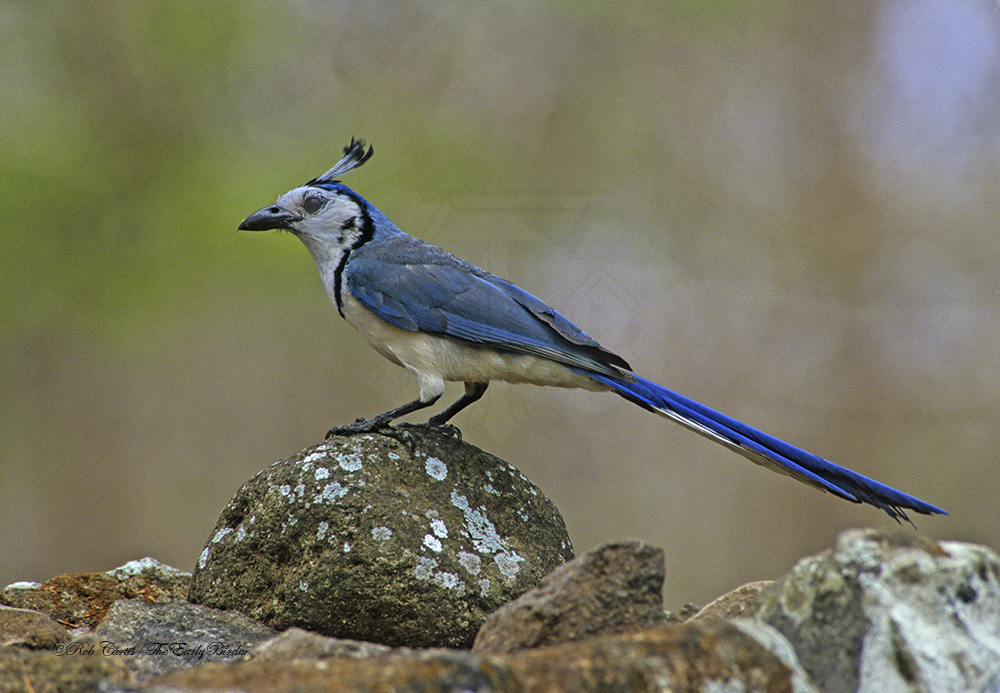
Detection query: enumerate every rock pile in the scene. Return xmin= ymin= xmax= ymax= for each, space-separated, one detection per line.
xmin=2 ymin=431 xmax=995 ymax=692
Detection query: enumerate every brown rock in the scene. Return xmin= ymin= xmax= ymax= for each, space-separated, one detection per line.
xmin=150 ymin=621 xmax=800 ymax=693
xmin=473 ymin=541 xmax=666 ymax=654
xmin=687 ymin=580 xmax=774 ymax=622
xmin=0 ymin=558 xmax=190 ymax=630
xmin=0 ymin=606 xmax=69 ymax=649
xmin=249 ymin=627 xmax=396 ymax=661
xmin=0 ymin=642 xmax=134 ymax=692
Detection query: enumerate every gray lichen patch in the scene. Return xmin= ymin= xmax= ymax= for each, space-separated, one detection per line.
xmin=424 ymin=457 xmax=448 ymax=481
xmin=189 ymin=427 xmax=573 ymax=649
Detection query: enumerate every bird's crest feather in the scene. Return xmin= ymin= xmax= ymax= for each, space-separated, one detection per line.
xmin=306 ymin=138 xmax=374 ymax=187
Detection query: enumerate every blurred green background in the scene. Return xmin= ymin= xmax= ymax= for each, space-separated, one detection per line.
xmin=3 ymin=0 xmax=997 ymax=607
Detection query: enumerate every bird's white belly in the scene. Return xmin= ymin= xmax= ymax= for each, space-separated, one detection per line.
xmin=341 ymin=292 xmax=604 ymax=399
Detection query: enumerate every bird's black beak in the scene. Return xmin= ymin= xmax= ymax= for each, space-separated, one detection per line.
xmin=238 ymin=205 xmax=303 ymax=231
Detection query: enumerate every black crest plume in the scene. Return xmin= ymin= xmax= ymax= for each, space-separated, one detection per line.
xmin=306 ymin=138 xmax=374 ymax=187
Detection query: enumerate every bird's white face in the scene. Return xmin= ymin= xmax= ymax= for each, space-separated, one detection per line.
xmin=280 ymin=186 xmax=367 ymax=253
xmin=240 ymin=184 xmax=370 ymax=269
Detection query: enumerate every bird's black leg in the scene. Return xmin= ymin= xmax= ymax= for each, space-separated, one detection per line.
xmin=327 ymin=395 xmax=440 ymax=438
xmin=426 ymin=382 xmax=489 ymax=431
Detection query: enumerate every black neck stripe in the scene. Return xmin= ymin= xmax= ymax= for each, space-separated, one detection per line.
xmin=331 ymin=190 xmax=375 ymax=318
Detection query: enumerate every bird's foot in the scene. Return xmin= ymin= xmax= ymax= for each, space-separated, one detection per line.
xmin=326 ymin=416 xmax=393 ymax=438
xmin=398 ymin=421 xmax=464 ymax=442
xmin=327 ymin=416 xmax=418 ymax=452
xmin=326 ymin=416 xmax=462 ymax=452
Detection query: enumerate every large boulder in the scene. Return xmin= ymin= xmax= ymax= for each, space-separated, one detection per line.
xmin=188 ymin=428 xmax=574 ymax=648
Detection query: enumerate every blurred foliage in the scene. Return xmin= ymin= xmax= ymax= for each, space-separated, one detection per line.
xmin=3 ymin=2 xmax=255 ymax=339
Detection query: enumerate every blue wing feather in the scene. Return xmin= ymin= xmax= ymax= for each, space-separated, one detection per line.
xmin=345 ymin=253 xmax=628 ymax=377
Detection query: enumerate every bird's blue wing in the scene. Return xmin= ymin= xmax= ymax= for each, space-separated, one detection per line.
xmin=345 ymin=256 xmax=629 ymax=378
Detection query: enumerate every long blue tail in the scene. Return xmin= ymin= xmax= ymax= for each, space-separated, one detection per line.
xmin=586 ymin=372 xmax=947 ymax=523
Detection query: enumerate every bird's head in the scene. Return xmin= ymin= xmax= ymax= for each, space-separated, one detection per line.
xmin=239 ymin=139 xmax=378 ymax=264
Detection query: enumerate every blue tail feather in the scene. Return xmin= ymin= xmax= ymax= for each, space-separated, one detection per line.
xmin=585 ymin=372 xmax=947 ymax=524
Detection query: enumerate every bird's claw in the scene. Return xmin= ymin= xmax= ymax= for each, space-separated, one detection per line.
xmin=326 ymin=417 xmax=390 ymax=438
xmin=433 ymin=422 xmax=463 ymax=441
xmin=398 ymin=421 xmax=463 ymax=442
xmin=327 ymin=418 xmax=418 ymax=453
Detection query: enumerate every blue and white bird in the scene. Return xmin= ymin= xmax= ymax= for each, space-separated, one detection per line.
xmin=239 ymin=138 xmax=946 ymax=523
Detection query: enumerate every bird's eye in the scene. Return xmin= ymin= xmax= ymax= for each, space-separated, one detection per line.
xmin=302 ymin=195 xmax=326 ymax=215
